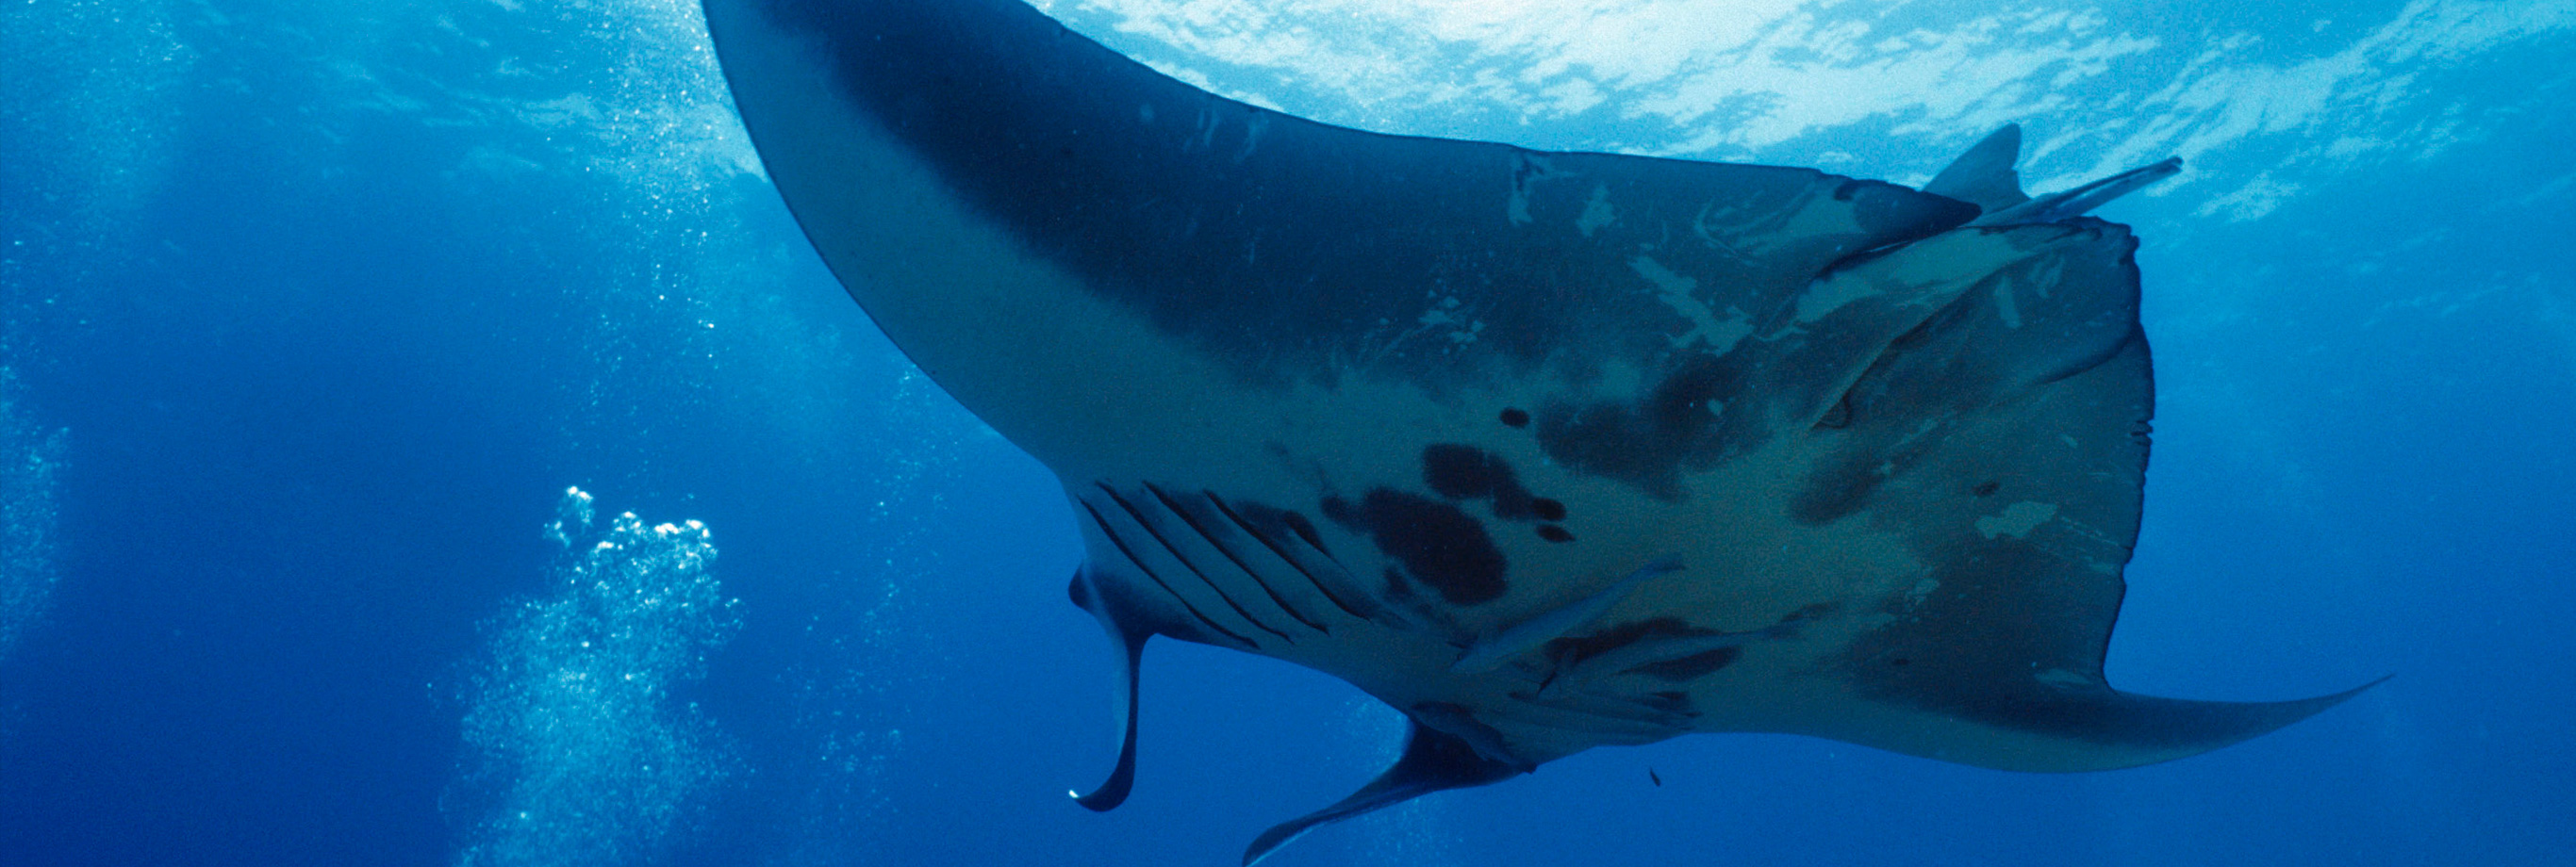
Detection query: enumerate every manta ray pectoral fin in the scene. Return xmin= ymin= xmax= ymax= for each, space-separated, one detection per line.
xmin=1850 ymin=677 xmax=2390 ymax=773
xmin=1783 ymin=208 xmax=2378 ymax=770
xmin=1242 ymin=718 xmax=1526 ymax=867
xmin=2077 ymin=677 xmax=2389 ymax=767
xmin=1065 ymin=566 xmax=1150 ymax=811
xmin=1924 ymin=123 xmax=2031 ymax=215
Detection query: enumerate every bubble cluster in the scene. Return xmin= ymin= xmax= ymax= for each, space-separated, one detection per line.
xmin=0 ymin=366 xmax=66 ymax=664
xmin=453 ymin=488 xmax=741 ymax=867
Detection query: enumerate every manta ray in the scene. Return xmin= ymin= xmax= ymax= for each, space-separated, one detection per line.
xmin=698 ymin=0 xmax=2373 ymax=860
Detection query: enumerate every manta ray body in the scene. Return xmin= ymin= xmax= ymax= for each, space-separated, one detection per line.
xmin=697 ymin=0 xmax=2370 ymax=860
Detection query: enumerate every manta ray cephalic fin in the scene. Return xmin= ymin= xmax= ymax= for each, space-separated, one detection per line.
xmin=1924 ymin=123 xmax=2184 ymax=226
xmin=1065 ymin=566 xmax=1148 ymax=811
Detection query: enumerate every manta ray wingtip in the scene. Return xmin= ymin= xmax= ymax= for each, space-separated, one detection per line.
xmin=2029 ymin=675 xmax=2391 ymax=772
xmin=2284 ymin=673 xmax=2392 ymax=722
xmin=2154 ymin=673 xmax=2391 ymax=761
xmin=2230 ymin=674 xmax=2383 ymax=734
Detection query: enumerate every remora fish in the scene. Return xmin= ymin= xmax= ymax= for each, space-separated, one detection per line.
xmin=696 ymin=1 xmax=2375 ymax=861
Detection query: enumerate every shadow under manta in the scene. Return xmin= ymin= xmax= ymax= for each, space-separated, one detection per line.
xmin=698 ymin=0 xmax=2377 ymax=862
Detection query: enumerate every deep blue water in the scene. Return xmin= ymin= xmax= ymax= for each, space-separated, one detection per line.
xmin=2 ymin=1 xmax=2570 ymax=865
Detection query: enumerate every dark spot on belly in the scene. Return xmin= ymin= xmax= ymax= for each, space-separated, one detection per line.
xmin=1499 ymin=408 xmax=1530 ymax=428
xmin=1421 ymin=444 xmax=1564 ymax=523
xmin=1326 ymin=489 xmax=1507 ymax=606
xmin=1281 ymin=512 xmax=1327 ymax=552
xmin=1628 ymin=646 xmax=1740 ymax=681
xmin=1973 ymin=481 xmax=2000 ymax=498
xmin=1543 ymin=617 xmax=1718 ymax=666
xmin=1424 ymin=444 xmax=1507 ymax=499
xmin=1536 ymin=525 xmax=1574 ymax=543
xmin=1535 ymin=353 xmax=1756 ymax=500
xmin=1383 ymin=566 xmax=1416 ymax=602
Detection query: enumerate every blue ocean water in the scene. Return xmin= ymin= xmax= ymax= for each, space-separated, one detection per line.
xmin=2 ymin=0 xmax=2569 ymax=865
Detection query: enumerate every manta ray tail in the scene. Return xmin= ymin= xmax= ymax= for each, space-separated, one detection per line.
xmin=1243 ymin=719 xmax=1525 ymax=867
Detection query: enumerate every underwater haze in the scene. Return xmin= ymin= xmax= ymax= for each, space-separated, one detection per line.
xmin=2 ymin=1 xmax=2570 ymax=865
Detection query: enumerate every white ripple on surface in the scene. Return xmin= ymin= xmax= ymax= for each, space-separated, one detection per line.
xmin=1040 ymin=0 xmax=2576 ymax=218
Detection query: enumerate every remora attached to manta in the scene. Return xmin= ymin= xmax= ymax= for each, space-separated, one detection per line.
xmin=697 ymin=0 xmax=2376 ymax=860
